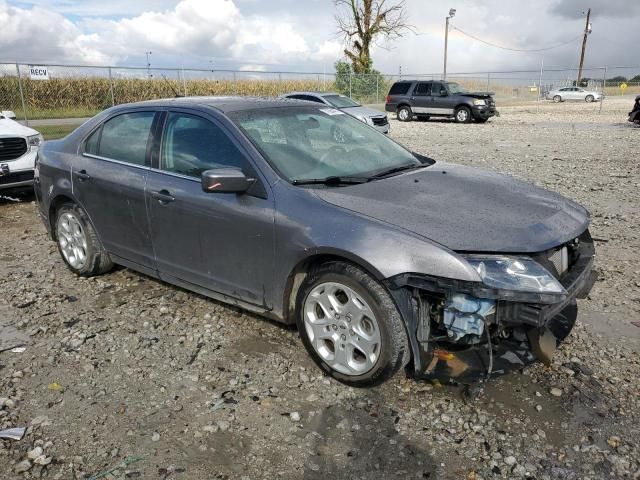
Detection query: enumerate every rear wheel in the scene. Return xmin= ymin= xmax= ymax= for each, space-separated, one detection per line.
xmin=585 ymin=95 xmax=594 ymax=103
xmin=55 ymin=203 xmax=113 ymax=277
xmin=454 ymin=106 xmax=472 ymax=123
xmin=296 ymin=262 xmax=410 ymax=387
xmin=553 ymin=95 xmax=562 ymax=103
xmin=397 ymin=106 xmax=413 ymax=122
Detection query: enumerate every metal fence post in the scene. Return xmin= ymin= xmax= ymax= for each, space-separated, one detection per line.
xmin=233 ymin=72 xmax=237 ymax=95
xmin=108 ymin=67 xmax=115 ymax=106
xmin=376 ymin=75 xmax=379 ymax=104
xmin=599 ymin=66 xmax=606 ymax=114
xmin=486 ymin=72 xmax=490 ymax=92
xmin=15 ymin=63 xmax=28 ymax=125
xmin=349 ymin=73 xmax=352 ymax=98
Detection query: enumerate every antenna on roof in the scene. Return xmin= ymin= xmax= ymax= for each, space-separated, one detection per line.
xmin=161 ymin=74 xmax=183 ymax=98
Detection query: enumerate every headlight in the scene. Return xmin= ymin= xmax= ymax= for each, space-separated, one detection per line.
xmin=465 ymin=256 xmax=566 ymax=295
xmin=472 ymin=99 xmax=487 ymax=106
xmin=27 ymin=134 xmax=44 ymax=148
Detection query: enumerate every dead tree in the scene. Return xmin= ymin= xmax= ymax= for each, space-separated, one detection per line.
xmin=335 ymin=0 xmax=412 ymax=73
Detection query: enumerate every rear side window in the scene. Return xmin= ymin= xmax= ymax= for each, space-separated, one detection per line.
xmin=98 ymin=112 xmax=155 ymax=165
xmin=413 ymin=82 xmax=431 ymax=96
xmin=388 ymin=82 xmax=411 ymax=95
xmin=161 ymin=112 xmax=247 ymax=178
xmin=84 ymin=128 xmax=100 ymax=155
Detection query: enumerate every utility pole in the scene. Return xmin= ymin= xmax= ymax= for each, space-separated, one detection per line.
xmin=146 ymin=51 xmax=152 ymax=78
xmin=443 ymin=8 xmax=456 ymax=80
xmin=577 ymin=8 xmax=591 ymax=84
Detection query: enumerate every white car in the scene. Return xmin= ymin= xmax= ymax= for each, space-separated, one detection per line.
xmin=547 ymin=87 xmax=603 ymax=103
xmin=0 ymin=110 xmax=43 ymax=191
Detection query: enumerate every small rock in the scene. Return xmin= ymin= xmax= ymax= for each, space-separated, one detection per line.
xmin=15 ymin=460 xmax=32 ymax=473
xmin=535 ymin=405 xmax=543 ymax=412
xmin=504 ymin=456 xmax=517 ymax=466
xmin=27 ymin=446 xmax=44 ymax=459
xmin=290 ymin=412 xmax=301 ymax=422
xmin=151 ymin=432 xmax=160 ymax=442
xmin=550 ymin=388 xmax=563 ymax=397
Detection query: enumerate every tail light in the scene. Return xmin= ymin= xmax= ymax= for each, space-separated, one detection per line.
xmin=385 ymin=95 xmax=391 ymax=103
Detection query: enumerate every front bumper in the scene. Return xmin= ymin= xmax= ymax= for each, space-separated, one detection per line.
xmin=385 ymin=231 xmax=595 ymax=383
xmin=0 ymin=149 xmax=37 ymax=191
xmin=472 ymin=105 xmax=497 ymax=119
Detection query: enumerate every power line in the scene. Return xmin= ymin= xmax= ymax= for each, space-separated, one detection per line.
xmin=449 ymin=25 xmax=583 ymax=53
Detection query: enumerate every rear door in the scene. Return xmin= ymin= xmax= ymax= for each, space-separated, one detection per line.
xmin=73 ymin=110 xmax=158 ymax=272
xmin=409 ymin=82 xmax=431 ymax=114
xmin=146 ymin=109 xmax=275 ymax=307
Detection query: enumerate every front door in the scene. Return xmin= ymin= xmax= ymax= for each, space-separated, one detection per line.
xmin=73 ymin=110 xmax=158 ymax=271
xmin=428 ymin=82 xmax=456 ymax=116
xmin=146 ymin=110 xmax=275 ymax=307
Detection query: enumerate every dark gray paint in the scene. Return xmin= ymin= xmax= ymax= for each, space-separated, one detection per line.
xmin=35 ymin=96 xmax=589 ymax=326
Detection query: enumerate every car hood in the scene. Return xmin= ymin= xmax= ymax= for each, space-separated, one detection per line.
xmin=341 ymin=106 xmax=386 ymax=118
xmin=313 ymin=163 xmax=589 ymax=253
xmin=458 ymin=92 xmax=495 ymax=99
xmin=0 ymin=118 xmax=39 ymax=138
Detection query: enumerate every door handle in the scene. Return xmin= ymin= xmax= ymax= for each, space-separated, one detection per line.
xmin=75 ymin=170 xmax=91 ymax=181
xmin=150 ymin=190 xmax=175 ymax=204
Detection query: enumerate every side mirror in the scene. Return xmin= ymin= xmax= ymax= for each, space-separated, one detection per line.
xmin=201 ymin=168 xmax=255 ymax=194
xmin=439 ymin=90 xmax=448 ymax=97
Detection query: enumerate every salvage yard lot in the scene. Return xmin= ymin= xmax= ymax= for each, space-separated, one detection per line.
xmin=0 ymin=97 xmax=638 ymax=479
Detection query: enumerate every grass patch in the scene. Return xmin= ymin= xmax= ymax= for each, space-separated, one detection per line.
xmin=25 ymin=107 xmax=100 ymax=120
xmin=38 ymin=124 xmax=81 ymax=140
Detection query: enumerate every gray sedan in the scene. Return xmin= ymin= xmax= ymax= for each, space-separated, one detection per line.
xmin=547 ymin=87 xmax=603 ymax=103
xmin=281 ymin=91 xmax=390 ymax=134
xmin=35 ymin=97 xmax=595 ymax=386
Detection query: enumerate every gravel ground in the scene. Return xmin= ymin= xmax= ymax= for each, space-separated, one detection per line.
xmin=0 ymin=96 xmax=638 ymax=479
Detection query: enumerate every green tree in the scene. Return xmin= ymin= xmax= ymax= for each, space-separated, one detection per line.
xmin=629 ymin=74 xmax=640 ymax=83
xmin=334 ymin=60 xmax=387 ymax=103
xmin=606 ymin=76 xmax=627 ymax=83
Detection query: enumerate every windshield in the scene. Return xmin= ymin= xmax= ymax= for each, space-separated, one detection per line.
xmin=230 ymin=106 xmax=423 ymax=183
xmin=322 ymin=95 xmax=361 ymax=109
xmin=446 ymin=82 xmax=468 ymax=94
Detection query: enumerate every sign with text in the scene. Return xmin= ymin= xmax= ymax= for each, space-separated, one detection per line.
xmin=29 ymin=65 xmax=49 ymax=80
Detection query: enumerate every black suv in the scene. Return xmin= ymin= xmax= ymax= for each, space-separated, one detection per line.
xmin=385 ymin=80 xmax=497 ymax=123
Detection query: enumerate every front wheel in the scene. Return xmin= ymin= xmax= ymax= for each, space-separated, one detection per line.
xmin=585 ymin=95 xmax=594 ymax=103
xmin=454 ymin=106 xmax=472 ymax=123
xmin=296 ymin=262 xmax=410 ymax=387
xmin=553 ymin=95 xmax=562 ymax=103
xmin=55 ymin=203 xmax=113 ymax=277
xmin=397 ymin=106 xmax=413 ymax=122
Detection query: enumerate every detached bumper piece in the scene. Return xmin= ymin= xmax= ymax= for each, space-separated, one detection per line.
xmin=386 ymin=230 xmax=595 ymax=384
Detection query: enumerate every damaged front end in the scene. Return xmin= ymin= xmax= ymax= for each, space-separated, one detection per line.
xmin=385 ymin=230 xmax=596 ymax=384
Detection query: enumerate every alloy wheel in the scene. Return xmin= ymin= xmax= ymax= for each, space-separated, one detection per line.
xmin=456 ymin=109 xmax=469 ymax=122
xmin=303 ymin=282 xmax=381 ymax=376
xmin=57 ymin=212 xmax=88 ymax=269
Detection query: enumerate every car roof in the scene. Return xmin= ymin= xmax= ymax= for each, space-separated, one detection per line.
xmin=117 ymin=96 xmax=314 ymax=113
xmin=284 ymin=91 xmax=342 ymax=97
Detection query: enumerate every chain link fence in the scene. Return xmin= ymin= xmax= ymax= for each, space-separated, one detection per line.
xmin=1 ymin=62 xmax=638 ymax=139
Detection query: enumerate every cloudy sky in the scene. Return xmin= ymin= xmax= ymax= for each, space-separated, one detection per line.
xmin=1 ymin=0 xmax=637 ymax=75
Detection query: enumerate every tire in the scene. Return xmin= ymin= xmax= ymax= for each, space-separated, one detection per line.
xmin=585 ymin=95 xmax=594 ymax=103
xmin=397 ymin=105 xmax=413 ymax=122
xmin=553 ymin=95 xmax=562 ymax=103
xmin=454 ymin=106 xmax=472 ymax=123
xmin=296 ymin=262 xmax=410 ymax=387
xmin=55 ymin=203 xmax=113 ymax=277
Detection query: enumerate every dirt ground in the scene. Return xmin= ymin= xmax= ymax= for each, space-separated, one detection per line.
xmin=1 ymin=96 xmax=638 ymax=480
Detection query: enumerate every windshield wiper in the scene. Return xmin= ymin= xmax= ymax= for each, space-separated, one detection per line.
xmin=369 ymin=163 xmax=428 ymax=179
xmin=292 ymin=176 xmax=370 ymax=186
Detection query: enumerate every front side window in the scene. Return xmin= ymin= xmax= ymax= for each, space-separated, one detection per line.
xmin=161 ymin=112 xmax=246 ymax=178
xmin=231 ymin=106 xmax=423 ymax=183
xmin=98 ymin=112 xmax=155 ymax=165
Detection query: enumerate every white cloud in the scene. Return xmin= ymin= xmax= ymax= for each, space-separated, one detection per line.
xmin=0 ymin=0 xmax=341 ymax=68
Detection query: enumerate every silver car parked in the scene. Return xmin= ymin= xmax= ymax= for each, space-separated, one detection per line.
xmin=547 ymin=87 xmax=603 ymax=103
xmin=281 ymin=91 xmax=390 ymax=134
